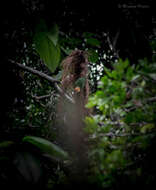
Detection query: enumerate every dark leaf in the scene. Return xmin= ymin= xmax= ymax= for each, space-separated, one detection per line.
xmin=23 ymin=136 xmax=69 ymax=161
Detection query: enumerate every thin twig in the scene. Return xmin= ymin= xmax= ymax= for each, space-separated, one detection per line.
xmin=107 ymin=33 xmax=113 ymax=51
xmin=55 ymin=83 xmax=75 ymax=104
xmin=31 ymin=95 xmax=46 ymax=107
xmin=94 ymin=131 xmax=155 ymax=139
xmin=146 ymin=96 xmax=156 ymax=102
xmin=32 ymin=94 xmax=51 ymax=100
xmin=112 ymin=29 xmax=120 ymax=50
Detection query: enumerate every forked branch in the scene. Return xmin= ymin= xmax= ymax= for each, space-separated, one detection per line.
xmin=10 ymin=60 xmax=75 ymax=104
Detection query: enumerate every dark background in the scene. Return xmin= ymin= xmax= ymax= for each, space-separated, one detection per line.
xmin=0 ymin=1 xmax=155 ymax=189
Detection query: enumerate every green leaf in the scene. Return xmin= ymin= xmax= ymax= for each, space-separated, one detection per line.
xmin=140 ymin=123 xmax=155 ymax=134
xmin=105 ymin=150 xmax=126 ymax=168
xmin=83 ymin=32 xmax=95 ymax=38
xmin=75 ymin=77 xmax=86 ymax=88
xmin=23 ymin=136 xmax=69 ymax=161
xmin=84 ymin=117 xmax=98 ymax=134
xmin=86 ymin=38 xmax=101 ymax=47
xmin=86 ymin=96 xmax=97 ymax=108
xmin=0 ymin=141 xmax=14 ymax=148
xmin=131 ymin=74 xmax=140 ymax=82
xmin=148 ymin=73 xmax=156 ymax=80
xmin=47 ymin=24 xmax=59 ymax=46
xmin=113 ymin=59 xmax=129 ymax=76
xmin=88 ymin=49 xmax=99 ymax=63
xmin=61 ymin=46 xmax=72 ymax=55
xmin=35 ymin=19 xmax=47 ymax=33
xmin=34 ymin=25 xmax=60 ymax=73
xmin=54 ymin=70 xmax=62 ymax=80
xmin=126 ymin=67 xmax=134 ymax=82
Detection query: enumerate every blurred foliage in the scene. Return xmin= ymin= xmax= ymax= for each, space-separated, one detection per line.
xmin=85 ymin=54 xmax=156 ymax=188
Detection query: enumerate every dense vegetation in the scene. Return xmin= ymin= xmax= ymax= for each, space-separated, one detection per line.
xmin=0 ymin=1 xmax=155 ymax=189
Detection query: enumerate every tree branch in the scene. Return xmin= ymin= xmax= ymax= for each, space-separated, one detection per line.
xmin=10 ymin=60 xmax=75 ymax=104
xmin=146 ymin=96 xmax=156 ymax=103
xmin=10 ymin=60 xmax=60 ymax=83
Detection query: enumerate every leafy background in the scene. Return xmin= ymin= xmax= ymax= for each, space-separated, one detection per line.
xmin=0 ymin=0 xmax=156 ymax=189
